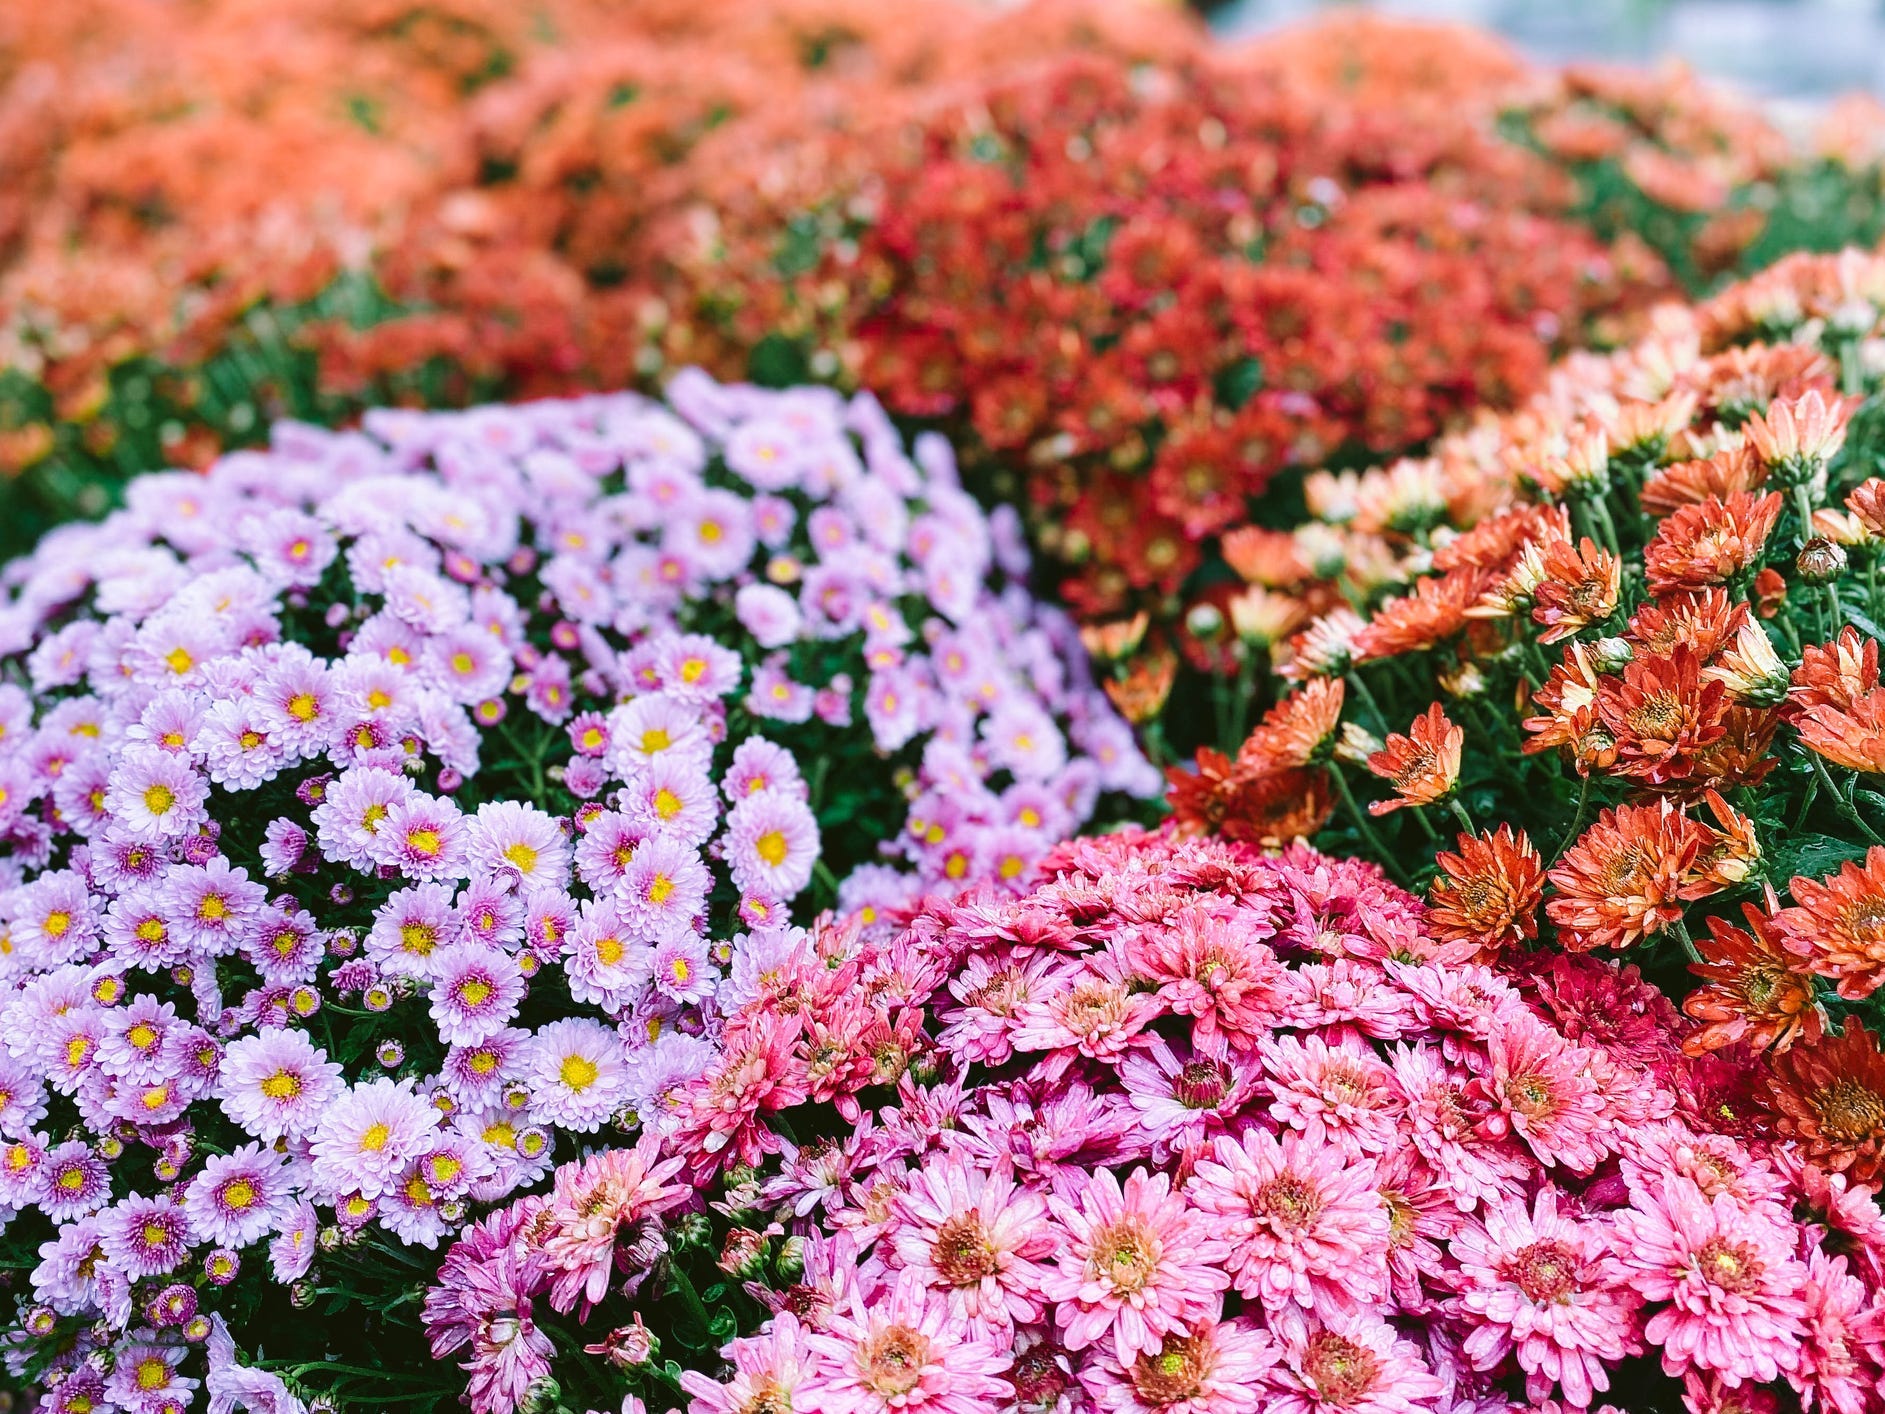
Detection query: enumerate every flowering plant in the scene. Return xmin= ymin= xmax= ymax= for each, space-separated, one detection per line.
xmin=428 ymin=827 xmax=1885 ymax=1414
xmin=1184 ymin=247 xmax=1885 ymax=1189
xmin=0 ymin=371 xmax=1154 ymax=1408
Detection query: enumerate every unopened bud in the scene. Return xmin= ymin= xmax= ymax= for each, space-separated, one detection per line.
xmin=1798 ymin=536 xmax=1849 ymax=585
xmin=1591 ymin=637 xmax=1634 ymax=674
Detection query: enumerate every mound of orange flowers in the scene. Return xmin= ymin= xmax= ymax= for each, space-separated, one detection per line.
xmin=1179 ymin=246 xmax=1885 ymax=1184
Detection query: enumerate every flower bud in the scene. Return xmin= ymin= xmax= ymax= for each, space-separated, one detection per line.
xmin=1798 ymin=536 xmax=1849 ymax=584
xmin=719 ymin=1226 xmax=770 ymax=1280
xmin=1437 ymin=661 xmax=1487 ymax=698
xmin=1185 ymin=603 xmax=1225 ymax=642
xmin=1334 ymin=722 xmax=1385 ymax=766
xmin=777 ymin=1235 xmax=807 ymax=1283
xmin=1591 ymin=637 xmax=1634 ymax=674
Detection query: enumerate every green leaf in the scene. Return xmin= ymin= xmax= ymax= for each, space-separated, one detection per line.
xmin=1214 ymin=357 xmax=1264 ymax=413
xmin=1766 ymin=831 xmax=1873 ymax=887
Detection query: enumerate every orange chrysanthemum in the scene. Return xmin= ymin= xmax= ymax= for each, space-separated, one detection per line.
xmin=1544 ymin=799 xmax=1711 ymax=951
xmin=1774 ymin=846 xmax=1885 ymax=1000
xmin=1167 ymin=749 xmax=1245 ymax=839
xmin=1221 ymin=766 xmax=1336 ymax=849
xmin=1764 ymin=1022 xmax=1885 ymax=1184
xmin=1427 ymin=825 xmax=1544 ymax=957
xmin=1595 ymin=646 xmax=1728 ymax=787
xmin=1626 ymin=589 xmax=1746 ymax=663
xmin=1239 ymin=678 xmax=1346 ymax=772
xmin=1103 ymin=644 xmax=1178 ymax=725
xmin=1364 ymin=703 xmax=1463 ymax=815
xmin=1642 ymin=489 xmax=1782 ymax=592
xmin=1528 ymin=535 xmax=1620 ymax=644
xmin=1682 ymin=894 xmax=1824 ymax=1057
xmin=1743 ymin=388 xmax=1851 ymax=473
xmin=1522 ymin=641 xmax=1605 ymax=756
xmin=1845 ymin=476 xmax=1885 ymax=540
xmin=1791 ymin=626 xmax=1878 ymax=715
xmin=1353 ymin=570 xmax=1488 ymax=663
xmin=1640 ymin=443 xmax=1766 ymax=516
xmin=1431 ymin=504 xmax=1569 ymax=575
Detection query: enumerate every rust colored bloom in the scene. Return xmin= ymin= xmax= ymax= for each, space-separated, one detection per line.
xmin=1640 ymin=443 xmax=1766 ymax=516
xmin=1277 ymin=608 xmax=1366 ymax=682
xmin=1239 ymin=678 xmax=1345 ymax=772
xmin=1353 ymin=571 xmax=1488 ymax=663
xmin=1427 ymin=825 xmax=1545 ymax=957
xmin=1080 ymin=613 xmax=1150 ymax=663
xmin=1845 ymin=477 xmax=1885 ymax=540
xmin=1626 ymin=589 xmax=1746 ymax=663
xmin=1642 ymin=490 xmax=1782 ymax=592
xmin=1689 ymin=789 xmax=1764 ymax=890
xmin=1702 ymin=617 xmax=1791 ymax=707
xmin=1595 ymin=646 xmax=1728 ymax=787
xmin=1364 ymin=703 xmax=1463 ymax=815
xmin=1167 ymin=749 xmax=1246 ymax=839
xmin=1221 ymin=526 xmax=1313 ymax=588
xmin=1104 ymin=644 xmax=1178 ymax=725
xmin=1774 ymin=846 xmax=1885 ymax=1000
xmin=1432 ymin=503 xmax=1569 ymax=574
xmin=1682 ymin=893 xmax=1824 ymax=1057
xmin=1223 ymin=766 xmax=1336 ymax=849
xmin=1545 ymin=799 xmax=1710 ymax=951
xmin=1750 ymin=567 xmax=1788 ymax=618
xmin=1764 ymin=1022 xmax=1885 ymax=1184
xmin=1529 ymin=536 xmax=1620 ymax=644
xmin=1796 ymin=697 xmax=1885 ymax=775
xmin=1791 ymin=627 xmax=1877 ymax=714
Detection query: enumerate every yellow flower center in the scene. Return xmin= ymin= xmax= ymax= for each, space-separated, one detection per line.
xmin=165 ymin=647 xmax=194 ymax=675
xmin=260 ymin=1070 xmax=302 ymax=1101
xmin=503 ymin=842 xmax=538 ymax=873
xmin=755 ymin=830 xmax=789 ymax=868
xmin=143 ymin=784 xmax=176 ymax=815
xmin=653 ymin=787 xmax=684 ymax=820
xmin=406 ymin=828 xmax=442 ymax=857
xmin=359 ymin=1122 xmax=392 ymax=1152
xmin=288 ymin=692 xmax=319 ymax=722
xmin=223 ymin=1179 xmax=257 ymax=1210
xmin=560 ymin=1054 xmax=599 ymax=1091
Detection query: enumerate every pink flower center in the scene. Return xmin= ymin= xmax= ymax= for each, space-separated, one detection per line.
xmin=1303 ymin=1332 xmax=1380 ymax=1405
xmin=858 ymin=1325 xmax=929 ymax=1398
xmin=1507 ymin=1238 xmax=1579 ymax=1303
xmin=931 ymin=1212 xmax=1000 ymax=1286
xmin=1256 ymin=1174 xmax=1325 ymax=1231
xmin=1696 ymin=1237 xmax=1763 ymax=1295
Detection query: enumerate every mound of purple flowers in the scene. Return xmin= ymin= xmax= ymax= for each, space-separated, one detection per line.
xmin=0 ymin=369 xmax=1155 ymax=1405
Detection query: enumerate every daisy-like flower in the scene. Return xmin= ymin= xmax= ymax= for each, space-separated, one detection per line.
xmin=800 ymin=1267 xmax=1012 ymax=1414
xmin=217 ymin=1030 xmax=344 ymax=1143
xmin=538 ymin=1137 xmax=689 ymax=1314
xmin=1683 ymin=898 xmax=1825 ymax=1056
xmin=888 ymin=1154 xmax=1054 ymax=1333
xmin=311 ymin=764 xmax=415 ymax=869
xmin=1081 ymin=1316 xmax=1278 ymax=1414
xmin=375 ymin=793 xmax=469 ymax=881
xmin=104 ymin=746 xmax=209 ymax=841
xmin=625 ymin=753 xmax=721 ymax=845
xmin=1188 ymin=1128 xmax=1388 ymax=1315
xmin=1703 ymin=617 xmax=1793 ymax=707
xmin=1258 ymin=1033 xmax=1403 ymax=1159
xmin=1529 ymin=536 xmax=1621 ymax=644
xmin=1478 ymin=1014 xmax=1610 ymax=1174
xmin=680 ymin=1313 xmax=818 ymax=1414
xmin=468 ymin=801 xmax=569 ymax=891
xmin=725 ymin=790 xmax=821 ymax=900
xmin=309 ymin=1078 xmax=442 ymax=1201
xmin=1773 ymin=846 xmax=1885 ymax=1001
xmin=1545 ymin=800 xmax=1709 ymax=952
xmin=1594 ymin=646 xmax=1728 ymax=787
xmin=1744 ymin=388 xmax=1850 ymax=480
xmin=1261 ymin=1308 xmax=1444 ymax=1414
xmin=607 ymin=692 xmax=713 ymax=774
xmin=620 ymin=833 xmax=713 ymax=941
xmin=101 ymin=1192 xmax=191 ymax=1278
xmin=429 ymin=943 xmax=526 ymax=1046
xmin=1363 ymin=704 xmax=1461 ymax=816
xmin=1452 ymin=1188 xmax=1640 ymax=1407
xmin=1425 ymin=826 xmax=1544 ymax=958
xmin=39 ymin=1140 xmax=112 ymax=1221
xmin=1643 ymin=491 xmax=1784 ymax=591
xmin=182 ymin=1143 xmax=292 ymax=1248
xmin=526 ymin=1018 xmax=627 ymax=1133
xmin=1762 ymin=1022 xmax=1885 ymax=1184
xmin=1612 ymin=1174 xmax=1808 ymax=1387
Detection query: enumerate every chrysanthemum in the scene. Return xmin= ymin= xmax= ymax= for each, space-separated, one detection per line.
xmin=104 ymin=746 xmax=209 ymax=841
xmin=1595 ymin=646 xmax=1728 ymax=787
xmin=1763 ymin=1023 xmax=1885 ymax=1184
xmin=1773 ymin=847 xmax=1885 ymax=1001
xmin=1452 ymin=1188 xmax=1639 ymax=1407
xmin=800 ymin=1268 xmax=1012 ymax=1414
xmin=429 ymin=943 xmax=526 ymax=1047
xmin=1082 ymin=1316 xmax=1278 ymax=1414
xmin=887 ymin=1154 xmax=1053 ymax=1334
xmin=182 ymin=1143 xmax=292 ymax=1248
xmin=375 ymin=793 xmax=470 ymax=882
xmin=725 ymin=790 xmax=821 ymax=900
xmin=1259 ymin=1033 xmax=1403 ymax=1159
xmin=1643 ymin=491 xmax=1783 ymax=591
xmin=680 ymin=1312 xmax=819 ymax=1414
xmin=607 ymin=692 xmax=714 ymax=774
xmin=1479 ymin=1015 xmax=1610 ymax=1174
xmin=526 ymin=1018 xmax=628 ymax=1133
xmin=101 ymin=1191 xmax=191 ymax=1279
xmin=104 ymin=1339 xmax=197 ymax=1411
xmin=619 ymin=833 xmax=713 ymax=942
xmin=217 ymin=1029 xmax=344 ymax=1143
xmin=310 ymin=1078 xmax=442 ymax=1201
xmin=1363 ymin=704 xmax=1462 ymax=816
xmin=1683 ymin=899 xmax=1825 ymax=1056
xmin=311 ymin=764 xmax=416 ymax=869
xmin=365 ymin=881 xmax=460 ymax=979
xmin=39 ymin=1140 xmax=112 ymax=1221
xmin=199 ymin=695 xmax=288 ymax=789
xmin=1261 ymin=1309 xmax=1445 ymax=1414
xmin=1129 ymin=910 xmax=1287 ymax=1053
xmin=539 ymin=1136 xmax=689 ymax=1314
xmin=1188 ymin=1128 xmax=1387 ymax=1315
xmin=1613 ymin=1175 xmax=1808 ymax=1387
xmin=1545 ymin=800 xmax=1709 ymax=952
xmin=467 ymin=800 xmax=570 ymax=891
xmin=625 ymin=753 xmax=721 ymax=846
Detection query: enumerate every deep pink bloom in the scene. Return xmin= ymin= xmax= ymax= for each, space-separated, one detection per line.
xmin=887 ymin=1154 xmax=1054 ymax=1334
xmin=800 ymin=1269 xmax=1012 ymax=1414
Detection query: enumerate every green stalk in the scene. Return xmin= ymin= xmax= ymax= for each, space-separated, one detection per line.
xmin=1330 ymin=767 xmax=1410 ymax=885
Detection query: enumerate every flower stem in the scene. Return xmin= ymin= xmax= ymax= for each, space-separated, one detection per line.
xmin=1447 ymin=798 xmax=1477 ymax=839
xmin=1667 ymin=916 xmax=1702 ymax=965
xmin=1555 ymin=773 xmax=1593 ymax=860
xmin=1330 ymin=767 xmax=1410 ymax=885
xmin=1810 ymin=753 xmax=1885 ymax=846
xmin=1347 ymin=670 xmax=1390 ymax=733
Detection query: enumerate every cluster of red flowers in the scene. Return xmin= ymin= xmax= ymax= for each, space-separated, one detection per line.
xmin=1180 ymin=246 xmax=1885 ymax=1194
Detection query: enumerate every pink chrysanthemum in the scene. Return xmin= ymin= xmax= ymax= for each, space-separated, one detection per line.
xmin=1042 ymin=1166 xmax=1231 ymax=1362
xmin=1188 ymin=1128 xmax=1388 ymax=1316
xmin=1476 ymin=1015 xmax=1610 ymax=1174
xmin=800 ymin=1268 xmax=1012 ymax=1414
xmin=1080 ymin=1315 xmax=1278 ymax=1414
xmin=1452 ymin=1188 xmax=1641 ymax=1407
xmin=1613 ymin=1174 xmax=1809 ymax=1387
xmin=1259 ymin=1033 xmax=1404 ymax=1159
xmin=887 ymin=1153 xmax=1054 ymax=1333
xmin=1262 ymin=1310 xmax=1446 ymax=1414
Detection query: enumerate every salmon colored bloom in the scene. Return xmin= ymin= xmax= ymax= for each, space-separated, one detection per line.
xmin=1643 ymin=491 xmax=1782 ymax=593
xmin=1627 ymin=590 xmax=1746 ymax=663
xmin=1640 ymin=444 xmax=1766 ymax=517
xmin=1773 ymin=846 xmax=1885 ymax=1000
xmin=1239 ymin=680 xmax=1346 ymax=773
xmin=1844 ymin=477 xmax=1885 ymax=540
xmin=1743 ymin=388 xmax=1851 ymax=476
xmin=1105 ymin=646 xmax=1178 ymax=726
xmin=1682 ymin=896 xmax=1825 ymax=1057
xmin=1529 ymin=537 xmax=1621 ymax=644
xmin=1353 ymin=572 xmax=1487 ymax=664
xmin=1702 ymin=618 xmax=1791 ymax=707
xmin=1763 ymin=1023 xmax=1885 ymax=1184
xmin=1595 ymin=647 xmax=1728 ymax=787
xmin=1545 ymin=800 xmax=1711 ymax=952
xmin=1364 ymin=705 xmax=1463 ymax=816
xmin=1791 ymin=627 xmax=1878 ymax=715
xmin=1426 ymin=826 xmax=1545 ymax=957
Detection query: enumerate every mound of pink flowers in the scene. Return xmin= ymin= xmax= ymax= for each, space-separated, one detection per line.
xmin=427 ymin=827 xmax=1885 ymax=1414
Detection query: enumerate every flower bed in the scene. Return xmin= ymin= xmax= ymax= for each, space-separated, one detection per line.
xmin=1186 ymin=246 xmax=1885 ymax=1195
xmin=0 ymin=376 xmax=1155 ymax=1406
xmin=423 ymin=828 xmax=1885 ymax=1414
